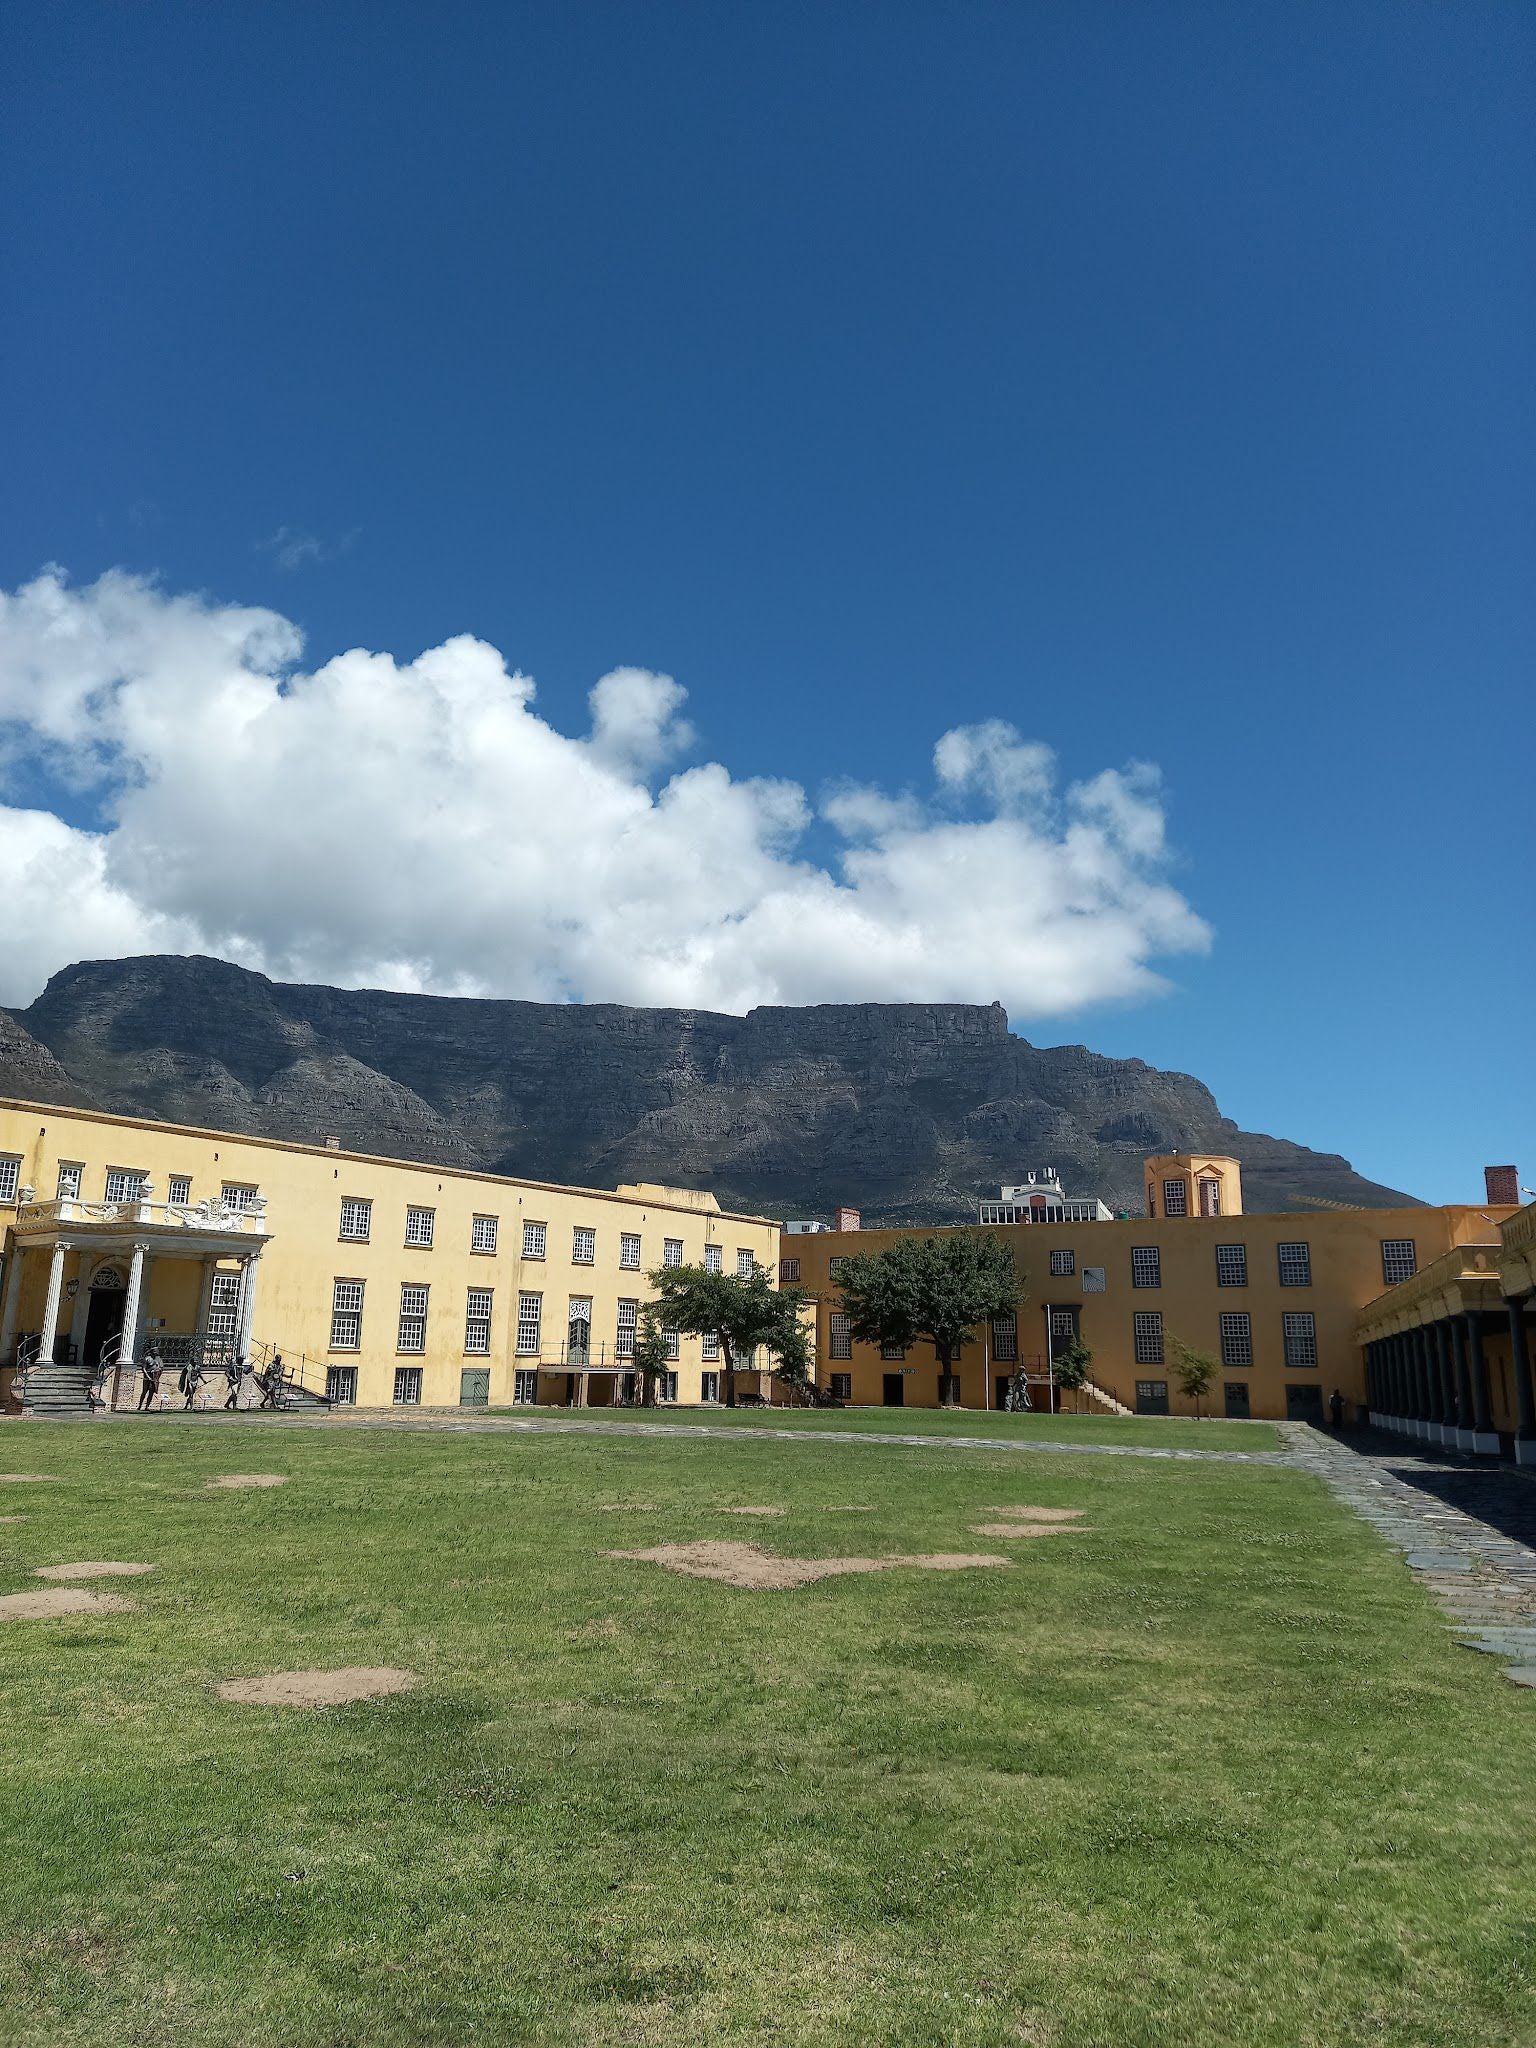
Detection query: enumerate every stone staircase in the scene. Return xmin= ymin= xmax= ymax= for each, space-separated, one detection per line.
xmin=18 ymin=1356 xmax=98 ymax=1419
xmin=1082 ymin=1376 xmax=1134 ymax=1417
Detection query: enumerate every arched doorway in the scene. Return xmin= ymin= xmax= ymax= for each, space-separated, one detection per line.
xmin=82 ymin=1265 xmax=127 ymax=1370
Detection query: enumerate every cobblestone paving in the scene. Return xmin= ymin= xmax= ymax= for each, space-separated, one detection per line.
xmin=1281 ymin=1422 xmax=1536 ymax=1691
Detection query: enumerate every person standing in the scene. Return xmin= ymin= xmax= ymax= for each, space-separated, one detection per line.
xmin=1328 ymin=1388 xmax=1346 ymax=1430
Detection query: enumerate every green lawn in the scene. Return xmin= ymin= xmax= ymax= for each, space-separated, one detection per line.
xmin=490 ymin=1403 xmax=1279 ymax=1452
xmin=2 ymin=1418 xmax=1533 ymax=2048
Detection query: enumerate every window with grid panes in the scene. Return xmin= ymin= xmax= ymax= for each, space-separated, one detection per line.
xmin=829 ymin=1314 xmax=852 ymax=1360
xmin=659 ymin=1371 xmax=678 ymax=1403
xmin=881 ymin=1338 xmax=906 ymax=1360
xmin=992 ymin=1312 xmax=1018 ymax=1362
xmin=663 ymin=1238 xmax=683 ymax=1268
xmin=664 ymin=1328 xmax=680 ymax=1360
xmin=471 ymin=1215 xmax=498 ymax=1254
xmin=1162 ymin=1178 xmax=1188 ymax=1217
xmin=522 ymin=1220 xmax=547 ymax=1260
xmin=512 ymin=1368 xmax=538 ymax=1405
xmin=398 ymin=1284 xmax=429 ymax=1353
xmin=393 ymin=1367 xmax=422 ymax=1406
xmin=56 ymin=1162 xmax=84 ymax=1200
xmin=620 ymin=1233 xmax=641 ymax=1269
xmin=779 ymin=1257 xmax=800 ymax=1283
xmin=208 ymin=1272 xmax=241 ymax=1343
xmin=166 ymin=1173 xmax=190 ymax=1205
xmin=515 ymin=1293 xmax=542 ymax=1355
xmin=404 ymin=1206 xmax=434 ymax=1248
xmin=1278 ymin=1242 xmax=1311 ymax=1286
xmin=616 ymin=1299 xmax=638 ymax=1357
xmin=339 ymin=1197 xmax=372 ymax=1241
xmin=1133 ymin=1310 xmax=1164 ymax=1364
xmin=1216 ymin=1243 xmax=1247 ymax=1288
xmin=572 ymin=1226 xmax=596 ymax=1265
xmin=828 ymin=1256 xmax=846 ymax=1278
xmin=703 ymin=1243 xmax=722 ymax=1274
xmin=105 ymin=1168 xmax=147 ymax=1203
xmin=1131 ymin=1245 xmax=1161 ymax=1288
xmin=326 ymin=1367 xmax=357 ymax=1405
xmin=1381 ymin=1240 xmax=1417 ymax=1286
xmin=1198 ymin=1178 xmax=1222 ymax=1216
xmin=1049 ymin=1308 xmax=1077 ymax=1341
xmin=1049 ymin=1249 xmax=1075 ymax=1277
xmin=700 ymin=1371 xmax=720 ymax=1402
xmin=0 ymin=1156 xmax=20 ymax=1205
xmin=1219 ymin=1312 xmax=1252 ymax=1367
xmin=1283 ymin=1311 xmax=1317 ymax=1367
xmin=736 ymin=1249 xmax=754 ymax=1278
xmin=702 ymin=1330 xmax=720 ymax=1361
xmin=221 ymin=1183 xmax=260 ymax=1212
xmin=830 ymin=1372 xmax=852 ymax=1401
xmin=465 ymin=1288 xmax=493 ymax=1354
xmin=330 ymin=1279 xmax=364 ymax=1350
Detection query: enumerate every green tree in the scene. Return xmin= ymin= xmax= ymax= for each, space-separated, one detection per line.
xmin=645 ymin=1260 xmax=810 ymax=1408
xmin=1051 ymin=1335 xmax=1093 ymax=1415
xmin=1169 ymin=1335 xmax=1218 ymax=1419
xmin=834 ymin=1232 xmax=1022 ymax=1405
xmin=630 ymin=1313 xmax=672 ymax=1408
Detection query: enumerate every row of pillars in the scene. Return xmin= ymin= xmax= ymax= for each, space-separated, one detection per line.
xmin=1364 ymin=1294 xmax=1536 ymax=1463
xmin=2 ymin=1240 xmax=262 ymax=1374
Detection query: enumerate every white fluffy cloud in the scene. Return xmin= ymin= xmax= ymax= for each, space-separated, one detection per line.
xmin=0 ymin=569 xmax=1210 ymax=1014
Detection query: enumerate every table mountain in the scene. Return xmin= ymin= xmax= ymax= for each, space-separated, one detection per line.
xmin=1 ymin=954 xmax=1419 ymax=1220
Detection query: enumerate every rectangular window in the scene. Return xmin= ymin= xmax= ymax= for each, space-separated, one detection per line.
xmin=1216 ymin=1243 xmax=1247 ymax=1288
xmin=56 ymin=1162 xmax=83 ymax=1201
xmin=512 ymin=1368 xmax=538 ymax=1405
xmin=659 ymin=1371 xmax=678 ymax=1403
xmin=664 ymin=1327 xmax=681 ymax=1360
xmin=0 ymin=1157 xmax=19 ymax=1205
xmin=1049 ymin=1249 xmax=1075 ymax=1277
xmin=516 ymin=1292 xmax=543 ymax=1356
xmin=1198 ymin=1178 xmax=1222 ymax=1216
xmin=829 ymin=1314 xmax=852 ymax=1360
xmin=208 ymin=1271 xmax=241 ymax=1343
xmin=1381 ymin=1239 xmax=1417 ymax=1287
xmin=1135 ymin=1379 xmax=1169 ymax=1412
xmin=404 ymin=1206 xmax=434 ymax=1248
xmin=700 ymin=1371 xmax=720 ymax=1402
xmin=1162 ymin=1178 xmax=1188 ymax=1217
xmin=616 ymin=1299 xmax=639 ymax=1358
xmin=339 ymin=1197 xmax=372 ymax=1241
xmin=522 ymin=1220 xmax=547 ymax=1260
xmin=326 ymin=1366 xmax=357 ymax=1405
xmin=736 ymin=1249 xmax=755 ymax=1278
xmin=393 ymin=1366 xmax=422 ymax=1406
xmin=779 ymin=1257 xmax=801 ymax=1283
xmin=166 ymin=1173 xmax=191 ymax=1205
xmin=992 ymin=1312 xmax=1018 ymax=1363
xmin=1049 ymin=1308 xmax=1077 ymax=1340
xmin=104 ymin=1167 xmax=147 ymax=1203
xmin=1131 ymin=1245 xmax=1161 ymax=1289
xmin=1133 ymin=1310 xmax=1164 ymax=1365
xmin=880 ymin=1338 xmax=906 ymax=1361
xmin=828 ymin=1256 xmax=846 ymax=1279
xmin=330 ymin=1279 xmax=364 ymax=1351
xmin=620 ymin=1232 xmax=642 ymax=1270
xmin=1219 ymin=1312 xmax=1253 ymax=1367
xmin=398 ymin=1283 xmax=429 ymax=1353
xmin=471 ymin=1215 xmax=498 ymax=1255
xmin=465 ymin=1287 xmax=493 ymax=1355
xmin=1278 ymin=1242 xmax=1312 ymax=1287
xmin=830 ymin=1372 xmax=852 ymax=1401
xmin=663 ymin=1237 xmax=684 ymax=1268
xmin=221 ymin=1182 xmax=260 ymax=1212
xmin=1283 ymin=1311 xmax=1318 ymax=1367
xmin=702 ymin=1330 xmax=720 ymax=1362
xmin=572 ymin=1226 xmax=596 ymax=1265
xmin=703 ymin=1243 xmax=722 ymax=1274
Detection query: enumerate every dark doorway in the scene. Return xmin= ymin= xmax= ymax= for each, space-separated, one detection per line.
xmin=1286 ymin=1383 xmax=1325 ymax=1422
xmin=882 ymin=1373 xmax=905 ymax=1407
xmin=83 ymin=1285 xmax=126 ymax=1370
xmin=1135 ymin=1380 xmax=1169 ymax=1415
xmin=995 ymin=1374 xmax=1014 ymax=1410
xmin=1224 ymin=1381 xmax=1251 ymax=1418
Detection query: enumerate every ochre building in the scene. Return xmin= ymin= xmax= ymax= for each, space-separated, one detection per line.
xmin=0 ymin=1097 xmax=780 ymax=1411
xmin=783 ymin=1153 xmax=1524 ymax=1432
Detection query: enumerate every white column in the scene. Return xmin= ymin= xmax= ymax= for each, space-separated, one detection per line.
xmin=194 ymin=1255 xmax=217 ymax=1340
xmin=0 ymin=1243 xmax=24 ymax=1363
xmin=118 ymin=1242 xmax=149 ymax=1368
xmin=37 ymin=1241 xmax=70 ymax=1364
xmin=235 ymin=1251 xmax=261 ymax=1361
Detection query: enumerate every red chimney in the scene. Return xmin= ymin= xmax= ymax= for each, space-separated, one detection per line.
xmin=1485 ymin=1165 xmax=1519 ymax=1207
xmin=834 ymin=1206 xmax=861 ymax=1233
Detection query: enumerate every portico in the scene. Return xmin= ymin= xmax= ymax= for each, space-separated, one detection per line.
xmin=1357 ymin=1236 xmax=1527 ymax=1459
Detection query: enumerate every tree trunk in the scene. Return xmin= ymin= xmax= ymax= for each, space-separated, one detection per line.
xmin=721 ymin=1338 xmax=737 ymax=1407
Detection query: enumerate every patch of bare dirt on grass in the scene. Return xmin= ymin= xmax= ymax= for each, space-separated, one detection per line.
xmin=982 ymin=1507 xmax=1085 ymax=1522
xmin=0 ymin=1515 xmax=26 ymax=1524
xmin=0 ymin=1474 xmax=57 ymax=1484
xmin=216 ymin=1667 xmax=419 ymax=1708
xmin=597 ymin=1503 xmax=660 ymax=1512
xmin=33 ymin=1562 xmax=156 ymax=1581
xmin=722 ymin=1506 xmax=787 ymax=1517
xmin=822 ymin=1505 xmax=874 ymax=1512
xmin=608 ymin=1539 xmax=1011 ymax=1590
xmin=969 ymin=1522 xmax=1089 ymax=1539
xmin=205 ymin=1474 xmax=288 ymax=1490
xmin=0 ymin=1588 xmax=137 ymax=1622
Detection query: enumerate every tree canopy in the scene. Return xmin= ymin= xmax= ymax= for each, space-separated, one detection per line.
xmin=1168 ymin=1335 xmax=1217 ymax=1418
xmin=645 ymin=1260 xmax=811 ymax=1407
xmin=833 ymin=1232 xmax=1023 ymax=1385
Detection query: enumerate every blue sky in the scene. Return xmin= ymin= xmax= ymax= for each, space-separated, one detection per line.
xmin=0 ymin=1 xmax=1531 ymax=1205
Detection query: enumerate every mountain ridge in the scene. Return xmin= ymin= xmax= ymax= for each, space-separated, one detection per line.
xmin=0 ymin=955 xmax=1421 ymax=1219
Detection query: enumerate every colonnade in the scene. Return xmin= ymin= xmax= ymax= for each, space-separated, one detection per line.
xmin=1364 ymin=1294 xmax=1536 ymax=1463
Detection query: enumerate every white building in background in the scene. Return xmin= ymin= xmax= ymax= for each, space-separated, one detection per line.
xmin=977 ymin=1169 xmax=1113 ymax=1226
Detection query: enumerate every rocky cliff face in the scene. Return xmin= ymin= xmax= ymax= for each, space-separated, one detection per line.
xmin=1 ymin=955 xmax=1419 ymax=1219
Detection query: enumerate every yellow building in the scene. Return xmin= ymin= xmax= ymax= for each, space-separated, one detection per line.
xmin=0 ymin=1097 xmax=780 ymax=1413
xmin=782 ymin=1156 xmax=1518 ymax=1430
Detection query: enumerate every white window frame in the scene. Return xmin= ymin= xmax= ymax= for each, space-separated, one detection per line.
xmin=208 ymin=1271 xmax=241 ymax=1343
xmin=736 ymin=1249 xmax=755 ymax=1278
xmin=56 ymin=1162 xmax=84 ymax=1201
xmin=512 ymin=1367 xmax=538 ymax=1405
xmin=702 ymin=1330 xmax=720 ymax=1362
xmin=1049 ymin=1249 xmax=1075 ymax=1277
xmin=405 ymin=1205 xmax=435 ymax=1249
xmin=829 ymin=1313 xmax=852 ymax=1361
xmin=1131 ymin=1245 xmax=1161 ymax=1289
xmin=572 ymin=1226 xmax=596 ymax=1265
xmin=166 ymin=1173 xmax=191 ymax=1206
xmin=663 ymin=1237 xmax=684 ymax=1268
xmin=616 ymin=1298 xmax=639 ymax=1358
xmin=339 ymin=1197 xmax=372 ymax=1242
xmin=659 ymin=1370 xmax=678 ymax=1404
xmin=465 ymin=1287 xmax=493 ymax=1355
xmin=703 ymin=1244 xmax=722 ymax=1274
xmin=1216 ymin=1243 xmax=1247 ymax=1288
xmin=1219 ymin=1312 xmax=1252 ymax=1368
xmin=1381 ymin=1239 xmax=1417 ymax=1287
xmin=471 ymin=1214 xmax=498 ymax=1255
xmin=1283 ymin=1311 xmax=1318 ymax=1368
xmin=393 ymin=1366 xmax=423 ymax=1407
xmin=397 ymin=1283 xmax=429 ymax=1354
xmin=1278 ymin=1242 xmax=1312 ymax=1288
xmin=1162 ymin=1178 xmax=1188 ymax=1218
xmin=0 ymin=1156 xmax=20 ymax=1206
xmin=700 ymin=1370 xmax=720 ymax=1403
xmin=619 ymin=1232 xmax=641 ymax=1270
xmin=221 ymin=1182 xmax=260 ymax=1212
xmin=663 ymin=1328 xmax=680 ymax=1361
xmin=516 ymin=1292 xmax=543 ymax=1356
xmin=105 ymin=1167 xmax=147 ymax=1204
xmin=326 ymin=1366 xmax=357 ymax=1406
xmin=1133 ymin=1310 xmax=1164 ymax=1365
xmin=330 ymin=1278 xmax=364 ymax=1351
xmin=522 ymin=1220 xmax=547 ymax=1261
